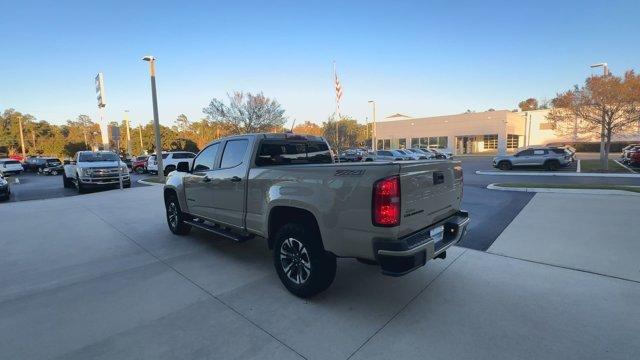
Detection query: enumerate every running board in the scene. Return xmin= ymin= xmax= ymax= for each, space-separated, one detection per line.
xmin=184 ymin=220 xmax=253 ymax=242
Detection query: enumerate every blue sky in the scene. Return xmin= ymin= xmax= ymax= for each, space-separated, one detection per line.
xmin=1 ymin=0 xmax=639 ymax=127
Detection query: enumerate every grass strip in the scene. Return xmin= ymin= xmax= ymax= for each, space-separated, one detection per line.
xmin=495 ymin=183 xmax=640 ymax=193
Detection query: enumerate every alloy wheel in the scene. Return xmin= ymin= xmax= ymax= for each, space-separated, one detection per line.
xmin=280 ymin=237 xmax=312 ymax=285
xmin=167 ymin=202 xmax=178 ymax=229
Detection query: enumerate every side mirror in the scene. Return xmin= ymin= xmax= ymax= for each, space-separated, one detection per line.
xmin=176 ymin=161 xmax=190 ymax=172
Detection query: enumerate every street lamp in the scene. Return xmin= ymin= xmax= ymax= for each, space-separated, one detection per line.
xmin=590 ymin=62 xmax=609 ymax=76
xmin=368 ymin=100 xmax=376 ymax=151
xmin=142 ymin=55 xmax=165 ymax=181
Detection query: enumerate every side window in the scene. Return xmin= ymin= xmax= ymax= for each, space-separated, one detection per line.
xmin=220 ymin=139 xmax=249 ymax=168
xmin=193 ymin=143 xmax=219 ymax=172
xmin=518 ymin=149 xmax=533 ymax=156
xmin=172 ymin=153 xmax=184 ymax=159
xmin=187 ymin=153 xmax=196 ymax=158
xmin=533 ymin=149 xmax=546 ymax=155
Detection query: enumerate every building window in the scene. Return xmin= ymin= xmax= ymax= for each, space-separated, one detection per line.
xmin=539 ymin=122 xmax=554 ymax=130
xmin=383 ymin=139 xmax=391 ymax=149
xmin=420 ymin=137 xmax=429 ymax=147
xmin=398 ymin=138 xmax=406 ymax=149
xmin=483 ymin=134 xmax=498 ymax=149
xmin=377 ymin=139 xmax=383 ymax=150
xmin=507 ymin=134 xmax=519 ymax=149
xmin=411 ymin=138 xmax=420 ymax=148
xmin=437 ymin=136 xmax=448 ymax=149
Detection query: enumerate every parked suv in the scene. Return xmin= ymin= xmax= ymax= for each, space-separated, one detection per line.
xmin=0 ymin=174 xmax=9 ymax=200
xmin=0 ymin=159 xmax=24 ymax=175
xmin=40 ymin=158 xmax=63 ymax=175
xmin=493 ymin=147 xmax=571 ymax=171
xmin=147 ymin=151 xmax=196 ymax=176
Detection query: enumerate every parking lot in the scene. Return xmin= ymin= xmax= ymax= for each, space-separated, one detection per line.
xmin=2 ymin=156 xmax=640 ymax=359
xmin=1 ymin=171 xmax=148 ymax=202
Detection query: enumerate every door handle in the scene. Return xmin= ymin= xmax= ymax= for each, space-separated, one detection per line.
xmin=202 ymin=175 xmax=212 ymax=183
xmin=230 ymin=176 xmax=242 ymax=182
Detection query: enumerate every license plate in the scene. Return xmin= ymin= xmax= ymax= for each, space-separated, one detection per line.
xmin=430 ymin=225 xmax=444 ymax=243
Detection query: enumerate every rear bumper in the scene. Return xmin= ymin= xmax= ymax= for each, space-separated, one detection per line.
xmin=373 ymin=211 xmax=470 ymax=276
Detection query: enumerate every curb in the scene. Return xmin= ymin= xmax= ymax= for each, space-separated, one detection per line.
xmin=137 ymin=179 xmax=164 ymax=186
xmin=475 ymin=170 xmax=640 ymax=178
xmin=614 ymin=159 xmax=638 ymax=174
xmin=486 ymin=183 xmax=640 ymax=196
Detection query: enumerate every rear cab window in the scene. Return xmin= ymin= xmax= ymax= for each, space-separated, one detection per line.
xmin=256 ymin=140 xmax=332 ymax=166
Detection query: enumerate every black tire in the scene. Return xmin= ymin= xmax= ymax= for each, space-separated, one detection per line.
xmin=62 ymin=173 xmax=74 ymax=188
xmin=124 ymin=182 xmax=131 ymax=189
xmin=545 ymin=160 xmax=560 ymax=171
xmin=134 ymin=166 xmax=145 ymax=174
xmin=164 ymin=165 xmax=176 ymax=177
xmin=273 ymin=222 xmax=336 ymax=298
xmin=76 ymin=177 xmax=88 ymax=194
xmin=498 ymin=161 xmax=512 ymax=170
xmin=165 ymin=194 xmax=191 ymax=235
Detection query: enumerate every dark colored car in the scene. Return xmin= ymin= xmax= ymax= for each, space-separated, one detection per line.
xmin=338 ymin=149 xmax=367 ymax=162
xmin=40 ymin=158 xmax=63 ymax=175
xmin=629 ymin=149 xmax=640 ymax=167
xmin=132 ymin=156 xmax=148 ymax=174
xmin=0 ymin=174 xmax=9 ymax=201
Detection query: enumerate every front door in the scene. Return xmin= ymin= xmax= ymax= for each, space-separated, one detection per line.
xmin=184 ymin=142 xmax=220 ymax=219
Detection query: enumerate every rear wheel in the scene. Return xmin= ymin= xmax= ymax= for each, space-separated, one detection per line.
xmin=165 ymin=194 xmax=191 ymax=235
xmin=273 ymin=223 xmax=336 ymax=298
xmin=545 ymin=160 xmax=560 ymax=171
xmin=498 ymin=161 xmax=512 ymax=170
xmin=134 ymin=166 xmax=145 ymax=174
xmin=164 ymin=165 xmax=176 ymax=177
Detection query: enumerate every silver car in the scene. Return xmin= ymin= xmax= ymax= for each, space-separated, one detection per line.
xmin=394 ymin=149 xmax=427 ymax=160
xmin=365 ymin=150 xmax=407 ymax=161
xmin=493 ymin=147 xmax=572 ymax=171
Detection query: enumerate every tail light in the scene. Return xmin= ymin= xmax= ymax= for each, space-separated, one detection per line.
xmin=372 ymin=176 xmax=401 ymax=227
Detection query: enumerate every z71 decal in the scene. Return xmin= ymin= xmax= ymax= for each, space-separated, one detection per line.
xmin=334 ymin=169 xmax=366 ymax=176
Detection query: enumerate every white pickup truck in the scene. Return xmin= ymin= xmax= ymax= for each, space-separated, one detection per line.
xmin=164 ymin=133 xmax=469 ymax=297
xmin=63 ymin=151 xmax=131 ymax=193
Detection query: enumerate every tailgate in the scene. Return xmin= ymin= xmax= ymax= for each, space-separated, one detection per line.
xmin=398 ymin=160 xmax=463 ymax=237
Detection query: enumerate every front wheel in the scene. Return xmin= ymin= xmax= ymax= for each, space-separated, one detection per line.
xmin=498 ymin=161 xmax=512 ymax=170
xmin=273 ymin=223 xmax=336 ymax=298
xmin=165 ymin=195 xmax=191 ymax=235
xmin=134 ymin=166 xmax=145 ymax=174
xmin=545 ymin=161 xmax=560 ymax=171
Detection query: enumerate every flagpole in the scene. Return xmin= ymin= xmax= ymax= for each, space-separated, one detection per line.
xmin=334 ymin=61 xmax=340 ymax=162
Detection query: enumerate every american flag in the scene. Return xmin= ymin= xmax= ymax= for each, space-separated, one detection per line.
xmin=334 ymin=66 xmax=343 ymax=117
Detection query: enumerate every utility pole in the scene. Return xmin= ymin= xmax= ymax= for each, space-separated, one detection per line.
xmin=17 ymin=115 xmax=26 ymax=159
xmin=124 ymin=110 xmax=132 ymax=157
xmin=138 ymin=124 xmax=144 ymax=154
xmin=143 ymin=55 xmax=165 ymax=181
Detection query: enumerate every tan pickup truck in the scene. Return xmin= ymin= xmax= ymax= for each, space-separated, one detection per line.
xmin=164 ymin=133 xmax=469 ymax=297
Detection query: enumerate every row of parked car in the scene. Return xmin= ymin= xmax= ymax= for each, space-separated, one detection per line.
xmin=338 ymin=147 xmax=452 ymax=162
xmin=620 ymin=144 xmax=640 ymax=167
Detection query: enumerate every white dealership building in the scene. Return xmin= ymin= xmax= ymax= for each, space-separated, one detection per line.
xmin=374 ymin=109 xmax=640 ymax=155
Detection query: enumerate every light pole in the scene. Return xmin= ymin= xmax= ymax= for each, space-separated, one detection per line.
xmin=142 ymin=55 xmax=165 ymax=181
xmin=368 ymin=100 xmax=376 ymax=151
xmin=590 ymin=62 xmax=609 ymax=76
xmin=17 ymin=115 xmax=26 ymax=160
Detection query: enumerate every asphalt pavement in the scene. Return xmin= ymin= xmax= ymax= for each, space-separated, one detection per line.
xmin=1 ymin=171 xmax=149 ymax=202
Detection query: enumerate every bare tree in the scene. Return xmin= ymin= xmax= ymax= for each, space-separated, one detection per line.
xmin=202 ymin=92 xmax=286 ymax=134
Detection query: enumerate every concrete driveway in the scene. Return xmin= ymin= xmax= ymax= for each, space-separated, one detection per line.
xmin=1 ymin=187 xmax=638 ymax=359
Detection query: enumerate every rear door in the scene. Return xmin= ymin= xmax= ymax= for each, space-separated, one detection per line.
xmin=397 ymin=161 xmax=462 ymax=236
xmin=205 ymin=137 xmax=252 ymax=229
